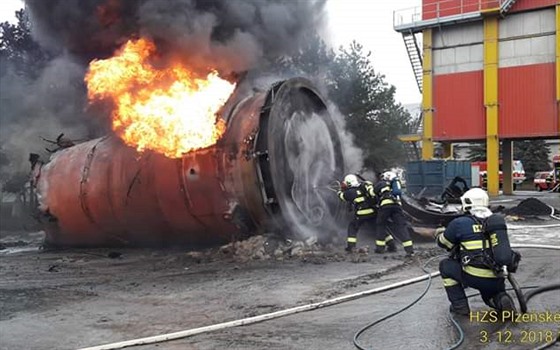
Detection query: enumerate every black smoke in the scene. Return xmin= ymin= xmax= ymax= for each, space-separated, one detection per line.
xmin=0 ymin=0 xmax=328 ymax=180
xmin=26 ymin=0 xmax=327 ymax=74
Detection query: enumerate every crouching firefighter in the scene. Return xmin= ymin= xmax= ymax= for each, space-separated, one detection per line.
xmin=337 ymin=174 xmax=396 ymax=252
xmin=435 ymin=188 xmax=521 ymax=316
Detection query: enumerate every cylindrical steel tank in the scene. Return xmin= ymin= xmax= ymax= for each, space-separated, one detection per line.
xmin=37 ymin=78 xmax=345 ymax=246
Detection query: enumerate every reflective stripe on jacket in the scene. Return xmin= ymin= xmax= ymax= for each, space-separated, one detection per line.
xmin=373 ymin=180 xmax=398 ymax=207
xmin=436 ymin=215 xmax=508 ymax=279
xmin=338 ymin=183 xmax=375 ymax=217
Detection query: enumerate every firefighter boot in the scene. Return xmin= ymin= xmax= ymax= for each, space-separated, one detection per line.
xmin=404 ymin=245 xmax=415 ymax=257
xmin=386 ymin=239 xmax=397 ymax=253
xmin=449 ymin=303 xmax=470 ymax=316
xmin=446 ymin=285 xmax=470 ymax=316
xmin=345 ymin=241 xmax=357 ymax=253
xmin=346 ymin=235 xmax=357 ymax=253
xmin=374 ymin=239 xmax=385 ymax=254
xmin=493 ymin=292 xmax=516 ymax=314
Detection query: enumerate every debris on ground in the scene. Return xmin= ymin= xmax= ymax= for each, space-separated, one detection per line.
xmin=0 ymin=240 xmax=28 ymax=249
xmin=107 ymin=251 xmax=122 ymax=259
xmin=214 ymin=235 xmax=328 ymax=262
xmin=183 ymin=235 xmax=373 ymax=264
xmin=505 ymin=198 xmax=554 ymax=217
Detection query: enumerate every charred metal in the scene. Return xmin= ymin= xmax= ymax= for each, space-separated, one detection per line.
xmin=35 ymin=78 xmax=346 ymax=247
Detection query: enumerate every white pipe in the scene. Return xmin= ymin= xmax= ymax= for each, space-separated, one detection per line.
xmin=548 ymin=205 xmax=560 ymax=221
xmin=511 ymin=244 xmax=560 ymax=250
xmin=78 ymin=244 xmax=560 ymax=350
xmin=79 ymin=272 xmax=440 ymax=350
xmin=508 ymin=223 xmax=560 ymax=229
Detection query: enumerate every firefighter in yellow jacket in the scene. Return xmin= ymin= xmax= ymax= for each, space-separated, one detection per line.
xmin=373 ymin=177 xmax=414 ymax=256
xmin=337 ymin=174 xmax=396 ymax=252
xmin=435 ymin=188 xmax=521 ymax=315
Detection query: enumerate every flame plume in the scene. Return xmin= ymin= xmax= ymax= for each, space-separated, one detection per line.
xmin=85 ymin=38 xmax=235 ymax=158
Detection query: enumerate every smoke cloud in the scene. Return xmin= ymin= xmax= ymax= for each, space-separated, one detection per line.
xmin=26 ymin=0 xmax=327 ymax=75
xmin=0 ymin=54 xmax=104 ymax=178
xmin=0 ymin=0 xmax=328 ymax=180
xmin=0 ymin=0 xmax=371 ymax=247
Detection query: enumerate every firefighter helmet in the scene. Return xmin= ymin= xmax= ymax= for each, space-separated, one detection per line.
xmin=381 ymin=171 xmax=397 ymax=181
xmin=460 ymin=188 xmax=489 ymax=212
xmin=343 ymin=174 xmax=360 ymax=188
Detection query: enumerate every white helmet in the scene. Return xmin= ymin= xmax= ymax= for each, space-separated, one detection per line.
xmin=460 ymin=188 xmax=489 ymax=212
xmin=343 ymin=174 xmax=360 ymax=188
xmin=381 ymin=171 xmax=397 ymax=181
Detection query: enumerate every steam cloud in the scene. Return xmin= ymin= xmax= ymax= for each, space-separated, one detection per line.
xmin=1 ymin=0 xmax=328 ymax=179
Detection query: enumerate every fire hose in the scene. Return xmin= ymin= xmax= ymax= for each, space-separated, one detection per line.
xmin=442 ymin=279 xmax=560 ymax=350
xmin=76 ymin=245 xmax=559 ymax=350
xmin=353 ymin=244 xmax=560 ymax=350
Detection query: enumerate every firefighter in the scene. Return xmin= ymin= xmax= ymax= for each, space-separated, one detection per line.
xmin=435 ymin=188 xmax=521 ymax=316
xmin=381 ymin=170 xmax=403 ymax=204
xmin=373 ymin=175 xmax=414 ymax=256
xmin=337 ymin=174 xmax=396 ymax=253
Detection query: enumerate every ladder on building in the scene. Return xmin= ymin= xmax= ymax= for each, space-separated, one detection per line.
xmin=404 ymin=141 xmax=420 ymax=161
xmin=403 ymin=111 xmax=423 ymax=161
xmin=397 ymin=0 xmax=518 ymax=162
xmin=398 ymin=0 xmax=517 ymax=93
xmin=402 ymin=31 xmax=423 ymax=94
xmin=500 ymin=0 xmax=518 ymax=14
xmin=414 ymin=111 xmax=423 ymax=136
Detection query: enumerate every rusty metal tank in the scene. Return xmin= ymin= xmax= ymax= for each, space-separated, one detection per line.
xmin=37 ymin=78 xmax=345 ymax=246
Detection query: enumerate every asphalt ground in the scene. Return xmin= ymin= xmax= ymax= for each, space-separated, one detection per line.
xmin=130 ymin=247 xmax=559 ymax=350
xmin=1 ymin=191 xmax=558 ymax=350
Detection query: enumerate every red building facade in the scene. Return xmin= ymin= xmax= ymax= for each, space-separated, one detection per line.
xmin=395 ymin=0 xmax=559 ymax=194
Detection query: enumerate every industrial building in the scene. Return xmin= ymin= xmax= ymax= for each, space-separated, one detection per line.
xmin=395 ymin=0 xmax=559 ymax=195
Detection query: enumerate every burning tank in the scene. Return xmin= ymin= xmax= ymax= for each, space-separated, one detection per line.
xmin=37 ymin=77 xmax=346 ymax=246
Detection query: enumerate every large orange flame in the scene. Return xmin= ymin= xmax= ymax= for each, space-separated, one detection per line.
xmin=85 ymin=38 xmax=235 ymax=158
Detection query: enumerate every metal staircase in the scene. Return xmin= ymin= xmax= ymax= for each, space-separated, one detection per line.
xmin=402 ymin=31 xmax=423 ymax=94
xmin=400 ymin=32 xmax=423 ymax=161
xmin=396 ymin=0 xmax=518 ymax=162
xmin=404 ymin=141 xmax=420 ymax=161
xmin=500 ymin=0 xmax=518 ymax=14
xmin=402 ymin=111 xmax=423 ymax=161
xmin=413 ymin=111 xmax=423 ymax=136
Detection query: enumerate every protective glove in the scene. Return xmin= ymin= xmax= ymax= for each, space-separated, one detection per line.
xmin=434 ymin=226 xmax=446 ymax=238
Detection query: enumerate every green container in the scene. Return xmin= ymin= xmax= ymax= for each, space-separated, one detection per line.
xmin=405 ymin=160 xmax=472 ymax=197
